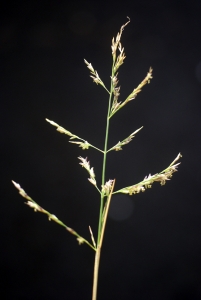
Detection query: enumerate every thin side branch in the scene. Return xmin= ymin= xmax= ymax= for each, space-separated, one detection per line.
xmin=12 ymin=181 xmax=96 ymax=251
xmin=113 ymin=153 xmax=182 ymax=195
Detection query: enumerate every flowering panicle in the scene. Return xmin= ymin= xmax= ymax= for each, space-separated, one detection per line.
xmin=115 ymin=153 xmax=182 ymax=195
xmin=78 ymin=156 xmax=97 ymax=187
xmin=12 ymin=20 xmax=182 ymax=295
xmin=11 ymin=20 xmax=183 ymax=300
xmin=108 ymin=126 xmax=143 ymax=151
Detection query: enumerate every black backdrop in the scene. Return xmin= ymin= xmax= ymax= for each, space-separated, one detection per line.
xmin=1 ymin=1 xmax=201 ymax=299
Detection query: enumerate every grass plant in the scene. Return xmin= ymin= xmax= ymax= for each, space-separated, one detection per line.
xmin=12 ymin=18 xmax=182 ymax=300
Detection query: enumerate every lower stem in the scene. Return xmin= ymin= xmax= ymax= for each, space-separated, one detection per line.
xmin=92 ymin=180 xmax=115 ymax=300
xmin=92 ymin=246 xmax=101 ymax=300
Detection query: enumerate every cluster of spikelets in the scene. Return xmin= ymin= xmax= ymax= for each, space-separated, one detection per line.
xmin=117 ymin=153 xmax=182 ymax=195
xmin=11 ymin=180 xmax=94 ymax=248
xmin=84 ymin=18 xmax=153 ymax=118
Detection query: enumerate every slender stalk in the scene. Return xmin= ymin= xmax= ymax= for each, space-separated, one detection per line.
xmin=92 ymin=64 xmax=115 ymax=300
xmin=97 ymin=64 xmax=114 ymax=245
xmin=89 ymin=144 xmax=105 ymax=153
xmin=92 ymin=181 xmax=115 ymax=300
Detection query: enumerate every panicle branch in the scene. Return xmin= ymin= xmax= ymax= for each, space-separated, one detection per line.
xmin=89 ymin=226 xmax=96 ymax=248
xmin=107 ymin=126 xmax=143 ymax=152
xmin=114 ymin=153 xmax=182 ymax=195
xmin=78 ymin=157 xmax=100 ymax=191
xmin=110 ymin=67 xmax=153 ymax=117
xmin=11 ymin=180 xmax=96 ymax=250
xmin=124 ymin=67 xmax=153 ymax=103
xmin=84 ymin=59 xmax=109 ymax=93
xmin=46 ymin=119 xmax=104 ymax=153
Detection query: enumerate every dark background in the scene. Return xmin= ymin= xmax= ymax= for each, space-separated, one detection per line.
xmin=1 ymin=1 xmax=201 ymax=299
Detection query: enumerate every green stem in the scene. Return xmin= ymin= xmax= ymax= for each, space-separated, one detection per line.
xmin=92 ymin=62 xmax=115 ymax=300
xmin=97 ymin=64 xmax=114 ymax=245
